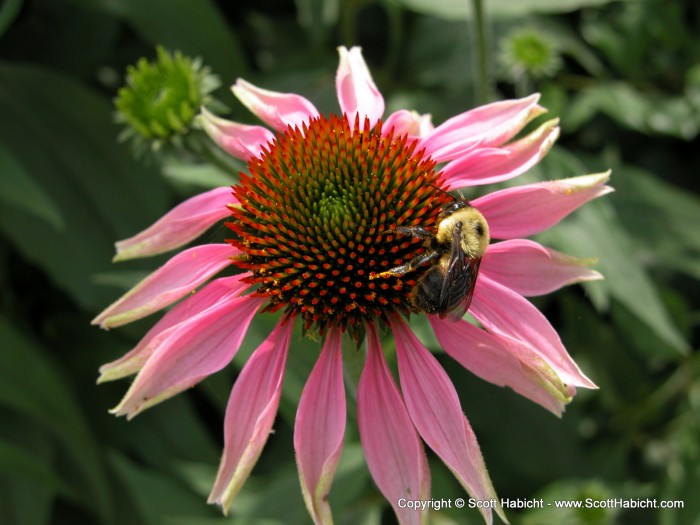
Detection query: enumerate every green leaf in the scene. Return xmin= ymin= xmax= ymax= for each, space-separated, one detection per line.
xmin=187 ymin=440 xmax=373 ymax=525
xmin=294 ymin=0 xmax=340 ymax=47
xmin=0 ymin=315 xmax=112 ymax=520
xmin=0 ymin=0 xmax=22 ymax=39
xmin=329 ymin=443 xmax=372 ymax=512
xmin=0 ymin=417 xmax=59 ymax=525
xmin=565 ymin=83 xmax=650 ymax=133
xmin=565 ymin=83 xmax=700 ymax=139
xmin=532 ymin=17 xmax=606 ymax=77
xmin=610 ymin=163 xmax=700 ymax=262
xmin=1 ymin=1 xmax=119 ymax=80
xmin=659 ymin=379 xmax=700 ymax=525
xmin=79 ymin=0 xmax=248 ymax=82
xmin=228 ymin=315 xmax=316 ymax=427
xmin=0 ymin=439 xmax=74 ymax=499
xmin=558 ymin=294 xmax=649 ymax=414
xmin=166 ymin=518 xmax=282 ymax=525
xmin=278 ymin=346 xmax=312 ymax=426
xmin=162 ymin=160 xmax=236 ymax=190
xmin=109 ymin=451 xmax=216 ymax=525
xmin=523 ymin=479 xmax=651 ymax=525
xmin=0 ymin=142 xmax=64 ymax=230
xmin=0 ymin=62 xmax=170 ymax=311
xmin=92 ymin=270 xmax=150 ymax=291
xmin=532 ymin=149 xmax=688 ymax=353
xmin=610 ymin=300 xmax=685 ymax=363
xmin=546 ymin=200 xmax=689 ymax=354
xmin=402 ymin=16 xmax=472 ymax=93
xmin=219 ymin=460 xmax=309 ymax=524
xmin=123 ymin=396 xmax=220 ymax=467
xmin=396 ymin=0 xmax=633 ymax=21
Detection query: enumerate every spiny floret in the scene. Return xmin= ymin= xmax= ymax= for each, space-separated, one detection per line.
xmin=229 ymin=114 xmax=451 ymax=335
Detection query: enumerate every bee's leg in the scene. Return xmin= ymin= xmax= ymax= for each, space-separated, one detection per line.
xmin=371 ymin=250 xmax=439 ymax=279
xmin=392 ymin=226 xmax=432 ymax=239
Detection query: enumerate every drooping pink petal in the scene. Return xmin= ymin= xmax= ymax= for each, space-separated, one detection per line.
xmin=336 ymin=46 xmax=385 ymax=128
xmin=295 ymin=327 xmax=346 ymax=525
xmin=199 ymin=107 xmax=276 ymax=160
xmin=471 ymin=275 xmax=596 ymax=389
xmin=97 ymin=274 xmax=251 ymax=383
xmin=390 ymin=317 xmax=506 ymax=525
xmin=232 ymin=78 xmax=320 ymax=133
xmin=430 ymin=317 xmax=575 ymax=416
xmin=111 ymin=293 xmax=265 ymax=419
xmin=442 ymin=119 xmax=559 ymax=187
xmin=383 ymin=109 xmax=434 ymax=139
xmin=358 ymin=324 xmax=430 ymax=525
xmin=419 ymin=94 xmax=545 ymax=162
xmin=208 ymin=320 xmax=293 ymax=513
xmin=91 ymin=244 xmax=236 ymax=329
xmin=473 ymin=171 xmax=613 ymax=239
xmin=481 ymin=239 xmax=603 ymax=297
xmin=113 ymin=187 xmax=235 ymax=261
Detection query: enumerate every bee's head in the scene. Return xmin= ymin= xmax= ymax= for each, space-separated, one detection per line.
xmin=436 ymin=204 xmax=490 ymax=258
xmin=455 ymin=207 xmax=490 ymax=258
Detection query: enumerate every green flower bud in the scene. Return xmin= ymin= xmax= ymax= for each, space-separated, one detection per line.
xmin=115 ymin=46 xmax=220 ymax=154
xmin=500 ymin=28 xmax=562 ymax=81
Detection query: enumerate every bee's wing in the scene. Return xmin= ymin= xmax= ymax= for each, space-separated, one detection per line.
xmin=438 ymin=223 xmax=480 ymax=321
xmin=442 ymin=259 xmax=480 ymax=321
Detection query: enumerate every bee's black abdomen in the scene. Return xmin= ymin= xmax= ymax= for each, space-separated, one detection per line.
xmin=412 ymin=267 xmax=444 ymax=314
xmin=412 ymin=259 xmax=476 ymax=316
xmin=412 ymin=266 xmax=468 ymax=314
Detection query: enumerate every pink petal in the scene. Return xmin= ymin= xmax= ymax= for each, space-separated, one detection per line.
xmin=357 ymin=324 xmax=430 ymax=525
xmin=390 ymin=317 xmax=506 ymax=525
xmin=430 ymin=317 xmax=575 ymax=416
xmin=97 ymin=274 xmax=251 ymax=383
xmin=295 ymin=327 xmax=346 ymax=525
xmin=113 ymin=187 xmax=235 ymax=261
xmin=208 ymin=320 xmax=293 ymax=513
xmin=471 ymin=275 xmax=596 ymax=389
xmin=92 ymin=244 xmax=236 ymax=329
xmin=111 ymin=293 xmax=265 ymax=418
xmin=383 ymin=109 xmax=434 ymax=139
xmin=473 ymin=171 xmax=613 ymax=239
xmin=336 ymin=46 xmax=385 ymax=128
xmin=481 ymin=239 xmax=603 ymax=296
xmin=442 ymin=119 xmax=559 ymax=187
xmin=232 ymin=78 xmax=319 ymax=133
xmin=199 ymin=107 xmax=276 ymax=160
xmin=419 ymin=94 xmax=545 ymax=162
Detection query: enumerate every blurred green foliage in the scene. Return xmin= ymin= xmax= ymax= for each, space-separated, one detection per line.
xmin=1 ymin=0 xmax=699 ymax=524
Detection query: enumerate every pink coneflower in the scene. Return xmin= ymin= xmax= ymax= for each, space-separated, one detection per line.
xmin=93 ymin=46 xmax=611 ymax=524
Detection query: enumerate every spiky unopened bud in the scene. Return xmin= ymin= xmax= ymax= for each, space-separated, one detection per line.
xmin=115 ymin=46 xmax=220 ymax=154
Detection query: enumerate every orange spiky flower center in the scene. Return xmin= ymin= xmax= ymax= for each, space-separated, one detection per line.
xmin=229 ymin=114 xmax=452 ymax=335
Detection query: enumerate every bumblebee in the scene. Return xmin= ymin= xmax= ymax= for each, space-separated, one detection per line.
xmin=373 ymin=198 xmax=489 ymax=320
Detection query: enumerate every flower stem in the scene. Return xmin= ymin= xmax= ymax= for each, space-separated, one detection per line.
xmin=515 ymin=74 xmax=532 ymax=99
xmin=340 ymin=0 xmax=358 ymax=47
xmin=187 ymin=130 xmax=243 ymax=176
xmin=471 ymin=0 xmax=492 ymax=105
xmin=384 ymin=1 xmax=403 ymax=89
